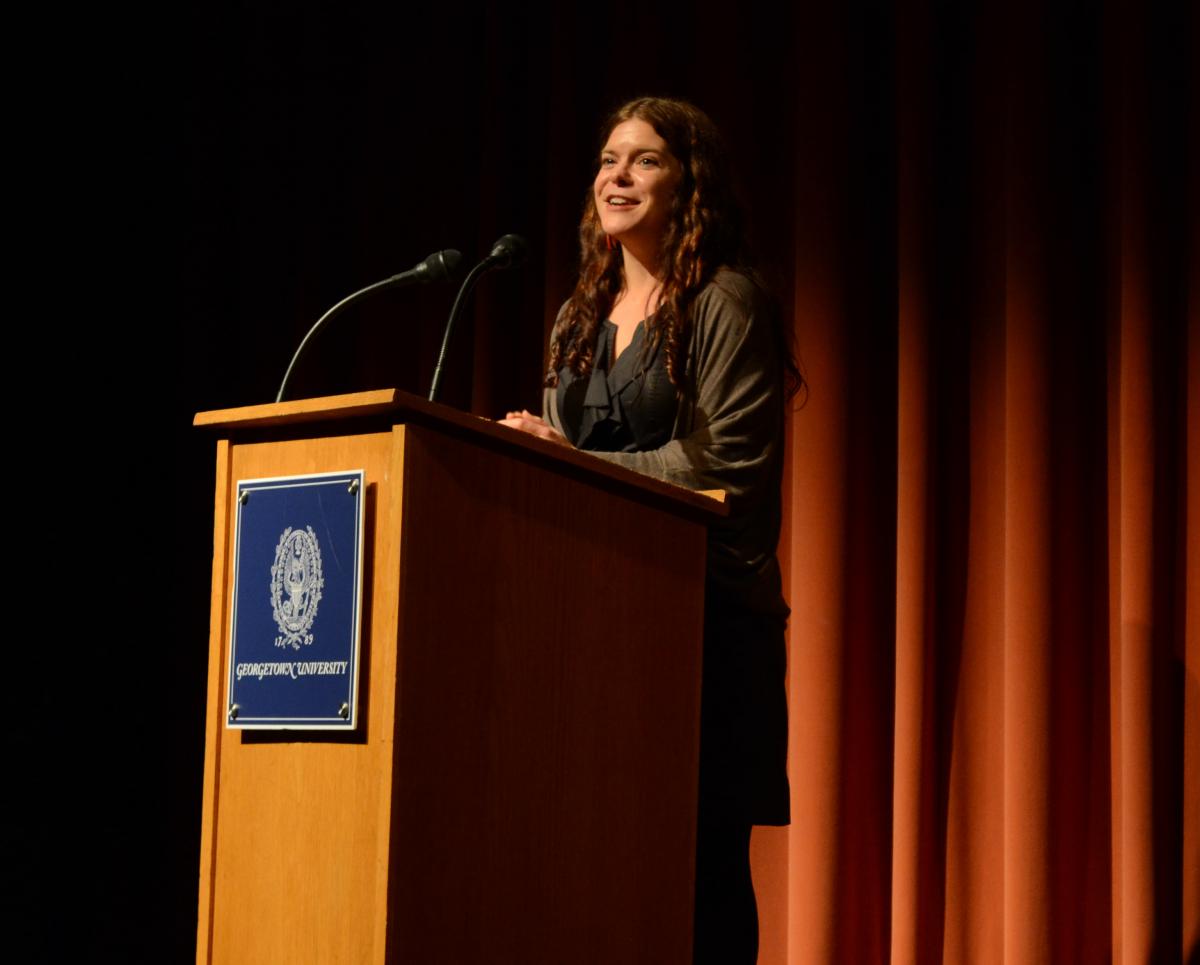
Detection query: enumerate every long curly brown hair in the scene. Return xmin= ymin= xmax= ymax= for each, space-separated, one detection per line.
xmin=546 ymin=97 xmax=760 ymax=392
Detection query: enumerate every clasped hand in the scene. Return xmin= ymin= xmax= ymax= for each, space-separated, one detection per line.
xmin=498 ymin=410 xmax=570 ymax=447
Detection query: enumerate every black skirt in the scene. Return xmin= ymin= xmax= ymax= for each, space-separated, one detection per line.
xmin=698 ymin=582 xmax=790 ymax=827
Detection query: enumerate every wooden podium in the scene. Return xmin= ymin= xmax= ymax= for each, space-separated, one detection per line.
xmin=193 ymin=389 xmax=723 ymax=964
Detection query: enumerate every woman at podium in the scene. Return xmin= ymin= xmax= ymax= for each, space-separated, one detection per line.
xmin=501 ymin=96 xmax=799 ymax=964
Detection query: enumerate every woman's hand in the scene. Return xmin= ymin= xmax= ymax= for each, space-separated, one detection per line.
xmin=498 ymin=410 xmax=571 ymax=447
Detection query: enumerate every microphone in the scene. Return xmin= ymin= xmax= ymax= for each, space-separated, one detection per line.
xmin=428 ymin=234 xmax=528 ymax=403
xmin=405 ymin=248 xmax=462 ymax=284
xmin=487 ymin=234 xmax=527 ymax=269
xmin=274 ymin=249 xmax=461 ymax=403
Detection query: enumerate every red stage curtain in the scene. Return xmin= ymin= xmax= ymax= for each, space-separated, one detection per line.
xmin=755 ymin=3 xmax=1195 ymax=962
xmin=175 ymin=2 xmax=1194 ymax=959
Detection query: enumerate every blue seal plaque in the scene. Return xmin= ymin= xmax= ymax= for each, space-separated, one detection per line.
xmin=226 ymin=470 xmax=365 ymax=729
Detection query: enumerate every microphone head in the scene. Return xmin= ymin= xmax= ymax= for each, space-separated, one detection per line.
xmin=488 ymin=234 xmax=528 ymax=269
xmin=415 ymin=248 xmax=462 ymax=283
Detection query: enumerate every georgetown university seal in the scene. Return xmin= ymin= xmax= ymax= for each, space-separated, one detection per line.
xmin=270 ymin=525 xmax=324 ymax=650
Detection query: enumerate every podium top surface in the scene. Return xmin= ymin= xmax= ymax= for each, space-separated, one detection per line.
xmin=195 ymin=388 xmax=728 ymax=519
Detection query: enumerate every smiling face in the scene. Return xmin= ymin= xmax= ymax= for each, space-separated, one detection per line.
xmin=593 ymin=118 xmax=683 ymax=256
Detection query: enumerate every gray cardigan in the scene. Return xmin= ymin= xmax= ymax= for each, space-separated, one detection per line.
xmin=543 ymin=270 xmax=788 ymax=616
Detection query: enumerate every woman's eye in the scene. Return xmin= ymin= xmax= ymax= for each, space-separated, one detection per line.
xmin=638 ymin=157 xmax=659 ymax=167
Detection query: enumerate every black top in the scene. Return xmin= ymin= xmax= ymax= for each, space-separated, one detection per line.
xmin=555 ymin=320 xmax=677 ymax=453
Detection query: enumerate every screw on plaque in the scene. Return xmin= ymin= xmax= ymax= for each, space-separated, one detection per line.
xmin=338 ymin=702 xmax=350 ymax=719
xmin=229 ymin=704 xmax=240 ymax=720
xmin=347 ymin=479 xmax=360 ymax=495
xmin=239 ymin=490 xmax=249 ymax=505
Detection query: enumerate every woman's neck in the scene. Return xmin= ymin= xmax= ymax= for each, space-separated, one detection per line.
xmin=617 ymin=245 xmax=665 ymax=318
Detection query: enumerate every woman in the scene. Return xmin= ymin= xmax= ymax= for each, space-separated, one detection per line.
xmin=501 ymin=97 xmax=797 ymax=964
